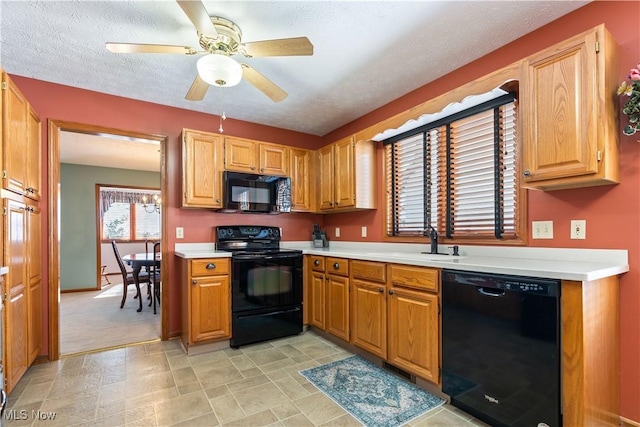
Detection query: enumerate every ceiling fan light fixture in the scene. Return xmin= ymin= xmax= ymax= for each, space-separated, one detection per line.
xmin=196 ymin=54 xmax=243 ymax=87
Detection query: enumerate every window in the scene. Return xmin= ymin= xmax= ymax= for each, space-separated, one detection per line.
xmin=385 ymin=93 xmax=524 ymax=243
xmin=99 ymin=186 xmax=160 ymax=242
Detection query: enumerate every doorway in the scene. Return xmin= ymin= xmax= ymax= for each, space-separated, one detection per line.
xmin=48 ymin=120 xmax=168 ymax=360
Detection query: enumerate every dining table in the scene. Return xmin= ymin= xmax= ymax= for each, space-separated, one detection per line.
xmin=122 ymin=252 xmax=161 ymax=313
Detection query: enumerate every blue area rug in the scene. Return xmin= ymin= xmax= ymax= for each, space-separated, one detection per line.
xmin=300 ymin=355 xmax=445 ymax=427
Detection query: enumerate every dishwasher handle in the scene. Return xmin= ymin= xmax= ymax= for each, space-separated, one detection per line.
xmin=477 ymin=287 xmax=505 ymax=298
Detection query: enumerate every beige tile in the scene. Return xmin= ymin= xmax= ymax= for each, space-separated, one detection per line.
xmin=232 ymin=382 xmax=289 ymax=416
xmin=281 ymin=413 xmax=314 ymax=426
xmin=14 ymin=380 xmax=53 ymax=406
xmin=178 ymin=381 xmax=204 ymax=395
xmin=410 ymin=407 xmax=476 ymax=426
xmin=293 ymin=392 xmax=346 ymax=425
xmin=210 ymin=393 xmax=245 ymax=424
xmin=270 ymin=401 xmax=301 ymax=420
xmin=124 ymin=370 xmax=175 ymax=399
xmin=204 ymin=385 xmax=230 ymax=399
xmin=318 ymin=412 xmax=364 ymax=426
xmin=226 ymin=373 xmax=271 ymax=393
xmin=196 ymin=365 xmax=244 ymax=390
xmin=172 ymin=366 xmax=198 ymax=386
xmin=173 ymin=412 xmax=220 ymax=426
xmin=228 ymin=354 xmax=257 ymax=371
xmin=274 ymin=376 xmax=312 ymax=400
xmin=154 ymin=390 xmax=214 ymax=426
xmin=221 ymin=409 xmax=279 ymax=427
xmin=245 ymin=348 xmax=289 ymax=366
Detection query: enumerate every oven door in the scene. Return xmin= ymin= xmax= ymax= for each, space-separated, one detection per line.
xmin=231 ymin=252 xmax=303 ymax=313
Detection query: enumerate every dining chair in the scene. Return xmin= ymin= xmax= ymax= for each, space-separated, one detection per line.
xmin=112 ymin=241 xmax=151 ymax=309
xmin=151 ymin=241 xmax=161 ymax=314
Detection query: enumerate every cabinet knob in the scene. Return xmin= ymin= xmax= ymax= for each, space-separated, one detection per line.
xmin=329 ymin=202 xmax=333 ymax=207
xmin=378 ymin=288 xmax=384 ymax=293
xmin=216 ymin=199 xmax=221 ymax=203
xmin=192 ymin=279 xmax=197 ymax=285
xmin=335 ymin=201 xmax=339 ymax=206
xmin=206 ymin=263 xmax=216 ymax=270
xmin=251 ymin=166 xmax=256 ymax=171
xmin=332 ymin=262 xmax=340 ymax=270
xmin=260 ymin=168 xmax=264 ymax=172
xmin=523 ymin=170 xmax=531 ymax=177
xmin=314 ymin=260 xmax=320 ymax=266
xmin=388 ymin=290 xmax=394 ymax=295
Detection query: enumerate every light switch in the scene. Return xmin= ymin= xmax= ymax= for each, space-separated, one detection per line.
xmin=335 ymin=227 xmax=341 ymax=238
xmin=176 ymin=227 xmax=184 ymax=239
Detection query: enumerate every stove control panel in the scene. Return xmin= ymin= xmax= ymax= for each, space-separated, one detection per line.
xmin=216 ymin=226 xmax=281 ymax=241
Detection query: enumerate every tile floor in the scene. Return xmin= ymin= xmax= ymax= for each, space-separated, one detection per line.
xmin=5 ymin=331 xmax=487 ymax=426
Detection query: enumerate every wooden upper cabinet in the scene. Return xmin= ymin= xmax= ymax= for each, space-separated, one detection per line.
xmin=317 ymin=136 xmax=376 ymax=213
xmin=334 ymin=136 xmax=355 ymax=209
xmin=182 ymin=129 xmax=224 ymax=209
xmin=26 ymin=105 xmax=41 ymax=201
xmin=290 ymin=148 xmax=314 ymax=212
xmin=1 ymin=71 xmax=41 ymax=201
xmin=2 ymin=73 xmax=29 ymax=197
xmin=317 ymin=144 xmax=335 ymax=210
xmin=225 ymin=136 xmax=288 ymax=176
xmin=521 ymin=24 xmax=619 ymax=190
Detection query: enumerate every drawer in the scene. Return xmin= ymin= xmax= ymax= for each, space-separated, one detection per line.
xmin=326 ymin=257 xmax=349 ymax=276
xmin=351 ymin=260 xmax=386 ymax=283
xmin=191 ymin=259 xmax=230 ymax=276
xmin=389 ymin=264 xmax=439 ymax=292
xmin=309 ymin=255 xmax=325 ymax=272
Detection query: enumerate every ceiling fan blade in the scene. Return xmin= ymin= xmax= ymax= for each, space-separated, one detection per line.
xmin=185 ymin=75 xmax=209 ymax=101
xmin=176 ymin=0 xmax=218 ymax=37
xmin=241 ymin=64 xmax=287 ymax=102
xmin=106 ymin=42 xmax=197 ymax=55
xmin=241 ymin=37 xmax=313 ymax=57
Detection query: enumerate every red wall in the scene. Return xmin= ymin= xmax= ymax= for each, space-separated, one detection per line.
xmin=323 ymin=1 xmax=640 ymax=421
xmin=10 ymin=0 xmax=640 ymax=421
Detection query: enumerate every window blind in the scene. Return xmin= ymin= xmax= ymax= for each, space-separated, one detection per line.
xmin=385 ymin=95 xmax=518 ymax=240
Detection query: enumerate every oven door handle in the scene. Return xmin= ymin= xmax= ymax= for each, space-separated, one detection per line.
xmin=477 ymin=287 xmax=506 ymax=297
xmin=233 ymin=253 xmax=301 ymax=260
xmin=236 ymin=307 xmax=301 ymax=319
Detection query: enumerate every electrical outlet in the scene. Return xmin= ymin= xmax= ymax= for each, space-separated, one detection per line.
xmin=361 ymin=226 xmax=367 ymax=238
xmin=570 ymin=220 xmax=586 ymax=239
xmin=176 ymin=227 xmax=184 ymax=239
xmin=335 ymin=227 xmax=340 ymax=237
xmin=532 ymin=221 xmax=553 ymax=239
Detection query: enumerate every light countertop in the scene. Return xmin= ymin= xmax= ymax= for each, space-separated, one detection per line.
xmin=175 ymin=242 xmax=629 ymax=281
xmin=0 ymin=266 xmax=8 ymax=276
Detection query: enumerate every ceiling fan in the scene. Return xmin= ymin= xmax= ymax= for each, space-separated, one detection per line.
xmin=106 ymin=0 xmax=313 ymax=102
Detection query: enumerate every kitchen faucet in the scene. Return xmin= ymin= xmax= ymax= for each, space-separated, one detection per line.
xmin=426 ymin=225 xmax=438 ymax=254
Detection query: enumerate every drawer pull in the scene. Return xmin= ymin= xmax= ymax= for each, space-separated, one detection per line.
xmin=333 ymin=263 xmax=340 ymax=270
xmin=314 ymin=260 xmax=320 ymax=266
xmin=378 ymin=288 xmax=384 ymax=293
xmin=192 ymin=279 xmax=197 ymax=285
xmin=206 ymin=263 xmax=216 ymax=270
xmin=388 ymin=290 xmax=394 ymax=295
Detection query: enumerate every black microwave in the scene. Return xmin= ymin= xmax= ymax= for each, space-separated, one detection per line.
xmin=222 ymin=171 xmax=292 ymax=213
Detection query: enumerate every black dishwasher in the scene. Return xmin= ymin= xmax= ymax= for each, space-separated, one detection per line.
xmin=442 ymin=269 xmax=561 ymax=427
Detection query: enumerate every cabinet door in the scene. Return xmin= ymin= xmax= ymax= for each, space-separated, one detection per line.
xmin=290 ymin=148 xmax=312 ymax=212
xmin=309 ymin=271 xmax=325 ymax=329
xmin=26 ymin=105 xmax=41 ymax=201
xmin=333 ymin=137 xmax=355 ymax=209
xmin=225 ymin=137 xmax=258 ymax=173
xmin=521 ymin=29 xmax=599 ymax=182
xmin=27 ymin=204 xmax=41 ymax=363
xmin=259 ymin=143 xmax=288 ymax=175
xmin=190 ymin=275 xmax=231 ymax=343
xmin=2 ymin=74 xmax=28 ymax=196
xmin=4 ymin=198 xmax=28 ymax=392
xmin=326 ymin=274 xmax=349 ymax=341
xmin=182 ymin=130 xmax=224 ymax=208
xmin=351 ymin=280 xmax=387 ymax=359
xmin=387 ymin=287 xmax=439 ymax=384
xmin=318 ymin=145 xmax=334 ymax=210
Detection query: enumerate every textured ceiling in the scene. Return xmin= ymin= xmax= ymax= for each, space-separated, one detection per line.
xmin=1 ymin=0 xmax=589 ymax=139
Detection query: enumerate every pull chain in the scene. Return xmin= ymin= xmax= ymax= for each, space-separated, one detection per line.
xmin=218 ymin=84 xmax=227 ymax=133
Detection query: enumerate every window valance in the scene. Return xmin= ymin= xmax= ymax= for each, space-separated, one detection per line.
xmin=99 ymin=187 xmax=160 ymax=217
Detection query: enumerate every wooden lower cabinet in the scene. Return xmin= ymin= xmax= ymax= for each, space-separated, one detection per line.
xmin=351 ymin=260 xmax=387 ymax=359
xmin=306 ymin=256 xmax=350 ymax=342
xmin=387 ymin=286 xmax=439 ymax=384
xmin=180 ymin=258 xmax=231 ymax=349
xmin=349 ymin=260 xmax=440 ymax=384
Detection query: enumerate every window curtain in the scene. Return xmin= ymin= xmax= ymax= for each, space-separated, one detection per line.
xmin=99 ymin=188 xmax=159 ymax=217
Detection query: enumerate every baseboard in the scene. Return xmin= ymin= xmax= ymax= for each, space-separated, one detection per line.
xmin=621 ymin=416 xmax=640 ymax=427
xmin=33 ymin=355 xmax=49 ymax=365
xmin=61 ymin=287 xmax=99 ymax=293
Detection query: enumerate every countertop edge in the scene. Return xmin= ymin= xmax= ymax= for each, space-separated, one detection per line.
xmin=173 ymin=244 xmax=629 ymax=281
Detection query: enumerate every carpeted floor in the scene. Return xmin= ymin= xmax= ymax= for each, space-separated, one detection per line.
xmin=60 ymin=281 xmax=161 ymax=355
xmin=300 ymin=355 xmax=445 ymax=427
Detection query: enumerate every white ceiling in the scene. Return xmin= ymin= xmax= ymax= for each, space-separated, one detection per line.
xmin=1 ymin=0 xmax=589 ymax=169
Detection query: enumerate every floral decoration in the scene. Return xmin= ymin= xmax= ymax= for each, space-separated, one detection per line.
xmin=617 ymin=62 xmax=640 ymax=136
